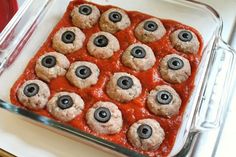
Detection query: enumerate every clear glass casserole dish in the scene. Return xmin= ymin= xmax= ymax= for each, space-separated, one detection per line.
xmin=0 ymin=0 xmax=235 ymax=156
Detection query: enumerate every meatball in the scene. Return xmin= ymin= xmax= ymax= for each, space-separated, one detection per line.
xmin=17 ymin=79 xmax=50 ymax=110
xmin=134 ymin=18 xmax=166 ymax=43
xmin=35 ymin=52 xmax=70 ymax=82
xmin=159 ymin=54 xmax=191 ymax=83
xmin=47 ymin=92 xmax=84 ymax=122
xmin=66 ymin=61 xmax=100 ymax=89
xmin=87 ymin=31 xmax=120 ymax=59
xmin=99 ymin=8 xmax=131 ymax=34
xmin=170 ymin=29 xmax=200 ymax=54
xmin=71 ymin=4 xmax=100 ymax=29
xmin=86 ymin=101 xmax=123 ymax=134
xmin=121 ymin=43 xmax=156 ymax=71
xmin=127 ymin=119 xmax=165 ymax=151
xmin=147 ymin=85 xmax=181 ymax=117
xmin=52 ymin=27 xmax=85 ymax=54
xmin=106 ymin=72 xmax=142 ymax=103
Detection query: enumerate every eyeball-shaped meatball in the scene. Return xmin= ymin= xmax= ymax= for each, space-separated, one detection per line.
xmin=159 ymin=54 xmax=191 ymax=83
xmin=17 ymin=79 xmax=50 ymax=110
xmin=66 ymin=61 xmax=100 ymax=89
xmin=87 ymin=31 xmax=120 ymax=59
xmin=147 ymin=85 xmax=181 ymax=117
xmin=121 ymin=43 xmax=156 ymax=71
xmin=52 ymin=27 xmax=85 ymax=54
xmin=134 ymin=18 xmax=166 ymax=43
xmin=86 ymin=101 xmax=123 ymax=134
xmin=170 ymin=29 xmax=200 ymax=54
xmin=106 ymin=72 xmax=142 ymax=103
xmin=99 ymin=8 xmax=131 ymax=34
xmin=71 ymin=4 xmax=100 ymax=29
xmin=35 ymin=52 xmax=70 ymax=82
xmin=127 ymin=119 xmax=165 ymax=151
xmin=47 ymin=92 xmax=84 ymax=122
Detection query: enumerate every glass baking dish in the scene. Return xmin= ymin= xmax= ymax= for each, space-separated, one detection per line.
xmin=0 ymin=0 xmax=235 ymax=156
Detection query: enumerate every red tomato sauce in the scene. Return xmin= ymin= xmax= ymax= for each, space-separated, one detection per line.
xmin=10 ymin=0 xmax=203 ymax=156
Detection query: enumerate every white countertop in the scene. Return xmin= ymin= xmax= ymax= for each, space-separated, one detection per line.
xmin=0 ymin=0 xmax=235 ymax=157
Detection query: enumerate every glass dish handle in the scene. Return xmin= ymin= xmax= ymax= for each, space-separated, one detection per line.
xmin=195 ymin=38 xmax=236 ymax=130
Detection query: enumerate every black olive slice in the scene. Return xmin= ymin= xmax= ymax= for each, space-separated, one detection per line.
xmin=79 ymin=5 xmax=92 ymax=15
xmin=57 ymin=95 xmax=73 ymax=110
xmin=178 ymin=30 xmax=193 ymax=42
xmin=117 ymin=76 xmax=133 ymax=90
xmin=156 ymin=90 xmax=173 ymax=105
xmin=41 ymin=55 xmax=57 ymax=68
xmin=93 ymin=35 xmax=109 ymax=47
xmin=143 ymin=21 xmax=158 ymax=32
xmin=75 ymin=65 xmax=92 ymax=79
xmin=94 ymin=107 xmax=111 ymax=123
xmin=23 ymin=83 xmax=39 ymax=97
xmin=167 ymin=57 xmax=184 ymax=70
xmin=109 ymin=11 xmax=122 ymax=23
xmin=137 ymin=124 xmax=152 ymax=139
xmin=130 ymin=46 xmax=146 ymax=58
xmin=61 ymin=31 xmax=75 ymax=44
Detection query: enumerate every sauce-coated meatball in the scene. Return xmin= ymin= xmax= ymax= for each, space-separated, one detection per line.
xmin=47 ymin=92 xmax=84 ymax=122
xmin=35 ymin=52 xmax=70 ymax=82
xmin=66 ymin=61 xmax=100 ymax=89
xmin=159 ymin=54 xmax=191 ymax=83
xmin=127 ymin=119 xmax=165 ymax=151
xmin=86 ymin=101 xmax=123 ymax=134
xmin=147 ymin=85 xmax=181 ymax=117
xmin=52 ymin=27 xmax=85 ymax=54
xmin=106 ymin=72 xmax=142 ymax=103
xmin=17 ymin=79 xmax=50 ymax=110
xmin=71 ymin=4 xmax=100 ymax=29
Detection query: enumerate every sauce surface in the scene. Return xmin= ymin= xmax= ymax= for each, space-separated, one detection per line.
xmin=10 ymin=1 xmax=203 ymax=156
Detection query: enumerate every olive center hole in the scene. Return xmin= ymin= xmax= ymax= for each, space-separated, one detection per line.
xmin=98 ymin=38 xmax=104 ymax=44
xmin=142 ymin=128 xmax=148 ymax=134
xmin=79 ymin=68 xmax=87 ymax=75
xmin=148 ymin=23 xmax=155 ymax=29
xmin=45 ymin=58 xmax=53 ymax=64
xmin=122 ymin=79 xmax=129 ymax=86
xmin=112 ymin=14 xmax=119 ymax=19
xmin=61 ymin=98 xmax=69 ymax=105
xmin=82 ymin=7 xmax=89 ymax=13
xmin=99 ymin=111 xmax=107 ymax=118
xmin=161 ymin=93 xmax=169 ymax=100
xmin=66 ymin=34 xmax=72 ymax=40
xmin=27 ymin=87 xmax=35 ymax=93
xmin=182 ymin=33 xmax=189 ymax=39
xmin=135 ymin=49 xmax=142 ymax=55
xmin=172 ymin=60 xmax=180 ymax=66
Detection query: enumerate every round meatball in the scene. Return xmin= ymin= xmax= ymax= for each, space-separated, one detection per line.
xmin=35 ymin=52 xmax=70 ymax=82
xmin=86 ymin=101 xmax=123 ymax=134
xmin=71 ymin=4 xmax=100 ymax=29
xmin=99 ymin=8 xmax=131 ymax=34
xmin=121 ymin=43 xmax=156 ymax=71
xmin=106 ymin=72 xmax=142 ymax=103
xmin=17 ymin=79 xmax=50 ymax=110
xmin=147 ymin=85 xmax=181 ymax=117
xmin=47 ymin=92 xmax=84 ymax=122
xmin=170 ymin=29 xmax=200 ymax=54
xmin=52 ymin=27 xmax=85 ymax=54
xmin=87 ymin=31 xmax=120 ymax=59
xmin=159 ymin=54 xmax=191 ymax=83
xmin=66 ymin=61 xmax=100 ymax=89
xmin=134 ymin=18 xmax=166 ymax=43
xmin=127 ymin=119 xmax=165 ymax=151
